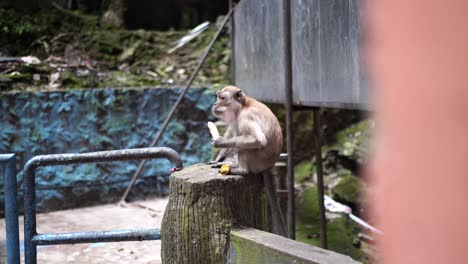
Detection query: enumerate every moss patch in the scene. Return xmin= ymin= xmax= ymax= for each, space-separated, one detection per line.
xmin=331 ymin=174 xmax=362 ymax=207
xmin=1 ymin=21 xmax=231 ymax=92
xmin=297 ymin=186 xmax=320 ymax=224
xmin=296 ymin=217 xmax=366 ymax=263
xmin=295 ymin=186 xmax=366 ymax=263
xmin=330 ymin=119 xmax=372 ymax=161
xmin=294 ymin=161 xmax=315 ymax=184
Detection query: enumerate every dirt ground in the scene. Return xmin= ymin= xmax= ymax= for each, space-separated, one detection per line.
xmin=0 ymin=197 xmax=168 ymax=263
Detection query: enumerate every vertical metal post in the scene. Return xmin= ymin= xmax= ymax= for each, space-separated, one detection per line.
xmin=0 ymin=154 xmax=20 ymax=264
xmin=282 ymin=0 xmax=295 ymax=239
xmin=313 ymin=109 xmax=328 ymax=249
xmin=23 ymin=162 xmax=37 ymax=264
xmin=229 ymin=0 xmax=236 ymax=84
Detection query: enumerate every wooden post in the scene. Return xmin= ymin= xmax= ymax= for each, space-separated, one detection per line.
xmin=161 ymin=164 xmax=269 ymax=264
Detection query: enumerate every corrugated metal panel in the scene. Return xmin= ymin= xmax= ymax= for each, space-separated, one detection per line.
xmin=234 ymin=0 xmax=369 ymax=109
xmin=233 ymin=0 xmax=286 ymax=103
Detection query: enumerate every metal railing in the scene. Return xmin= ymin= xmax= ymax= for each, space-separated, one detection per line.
xmin=22 ymin=147 xmax=183 ymax=264
xmin=0 ymin=154 xmax=20 ymax=264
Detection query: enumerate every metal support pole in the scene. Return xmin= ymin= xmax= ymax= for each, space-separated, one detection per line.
xmin=282 ymin=0 xmax=295 ymax=239
xmin=0 ymin=154 xmax=20 ymax=264
xmin=229 ymin=0 xmax=236 ymax=84
xmin=119 ymin=6 xmax=237 ymax=203
xmin=23 ymin=147 xmax=182 ymax=264
xmin=313 ymin=109 xmax=328 ymax=249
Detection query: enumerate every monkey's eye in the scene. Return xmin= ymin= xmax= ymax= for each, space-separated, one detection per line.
xmin=219 ymin=96 xmax=225 ymax=100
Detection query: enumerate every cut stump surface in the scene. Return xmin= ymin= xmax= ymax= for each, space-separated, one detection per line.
xmin=161 ymin=164 xmax=269 ymax=264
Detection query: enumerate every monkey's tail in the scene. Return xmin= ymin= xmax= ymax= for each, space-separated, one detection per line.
xmin=263 ymin=171 xmax=288 ymax=237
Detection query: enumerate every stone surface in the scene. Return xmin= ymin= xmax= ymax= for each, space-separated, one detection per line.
xmin=0 ymin=197 xmax=168 ymax=263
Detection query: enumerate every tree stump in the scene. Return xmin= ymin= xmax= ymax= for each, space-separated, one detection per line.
xmin=161 ymin=164 xmax=269 ymax=264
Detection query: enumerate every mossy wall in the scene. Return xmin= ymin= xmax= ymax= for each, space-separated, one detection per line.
xmin=228 ymin=228 xmax=361 ymax=264
xmin=0 ymin=87 xmax=215 ymax=214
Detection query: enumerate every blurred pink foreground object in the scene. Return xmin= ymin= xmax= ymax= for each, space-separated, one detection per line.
xmin=366 ymin=0 xmax=468 ymax=263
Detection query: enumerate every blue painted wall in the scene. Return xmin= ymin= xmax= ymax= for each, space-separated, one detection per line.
xmin=0 ymin=87 xmax=215 ymax=214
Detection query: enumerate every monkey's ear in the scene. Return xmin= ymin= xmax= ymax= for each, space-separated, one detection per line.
xmin=235 ymin=90 xmax=245 ymax=103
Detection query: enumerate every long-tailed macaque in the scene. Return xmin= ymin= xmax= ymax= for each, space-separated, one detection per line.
xmin=211 ymin=85 xmax=287 ymax=236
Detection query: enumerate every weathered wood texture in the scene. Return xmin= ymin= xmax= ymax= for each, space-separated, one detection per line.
xmin=234 ymin=0 xmax=368 ymax=109
xmin=161 ymin=164 xmax=269 ymax=264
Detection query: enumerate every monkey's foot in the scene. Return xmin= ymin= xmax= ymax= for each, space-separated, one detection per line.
xmin=228 ymin=166 xmax=248 ymax=176
xmin=209 ymin=161 xmax=233 ymax=168
xmin=209 ymin=162 xmax=247 ymax=176
xmin=210 ymin=163 xmax=232 ymax=175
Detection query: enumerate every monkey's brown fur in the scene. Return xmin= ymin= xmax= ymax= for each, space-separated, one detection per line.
xmin=211 ymin=85 xmax=287 ymax=236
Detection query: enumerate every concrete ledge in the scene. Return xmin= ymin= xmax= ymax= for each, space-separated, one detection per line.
xmin=228 ymin=228 xmax=361 ymax=264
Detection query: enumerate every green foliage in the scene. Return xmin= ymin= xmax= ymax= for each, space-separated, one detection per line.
xmin=0 ymin=9 xmax=48 ymax=35
xmin=1 ymin=24 xmax=231 ymax=91
xmin=0 ymin=7 xmax=97 ymax=55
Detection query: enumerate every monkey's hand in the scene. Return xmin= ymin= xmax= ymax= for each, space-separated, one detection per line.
xmin=213 ymin=135 xmax=265 ymax=150
xmin=212 ymin=137 xmax=227 ymax=148
xmin=207 ymin=154 xmax=226 ymax=165
xmin=212 ymin=163 xmax=232 ymax=175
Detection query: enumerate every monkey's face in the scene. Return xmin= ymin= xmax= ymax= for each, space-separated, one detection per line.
xmin=212 ymin=89 xmax=243 ymax=123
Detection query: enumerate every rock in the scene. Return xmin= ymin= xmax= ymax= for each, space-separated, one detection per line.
xmin=331 ymin=173 xmax=362 ymax=208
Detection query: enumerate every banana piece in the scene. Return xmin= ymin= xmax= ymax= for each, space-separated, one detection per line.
xmin=219 ymin=164 xmax=231 ymax=175
xmin=207 ymin=121 xmax=220 ymax=140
